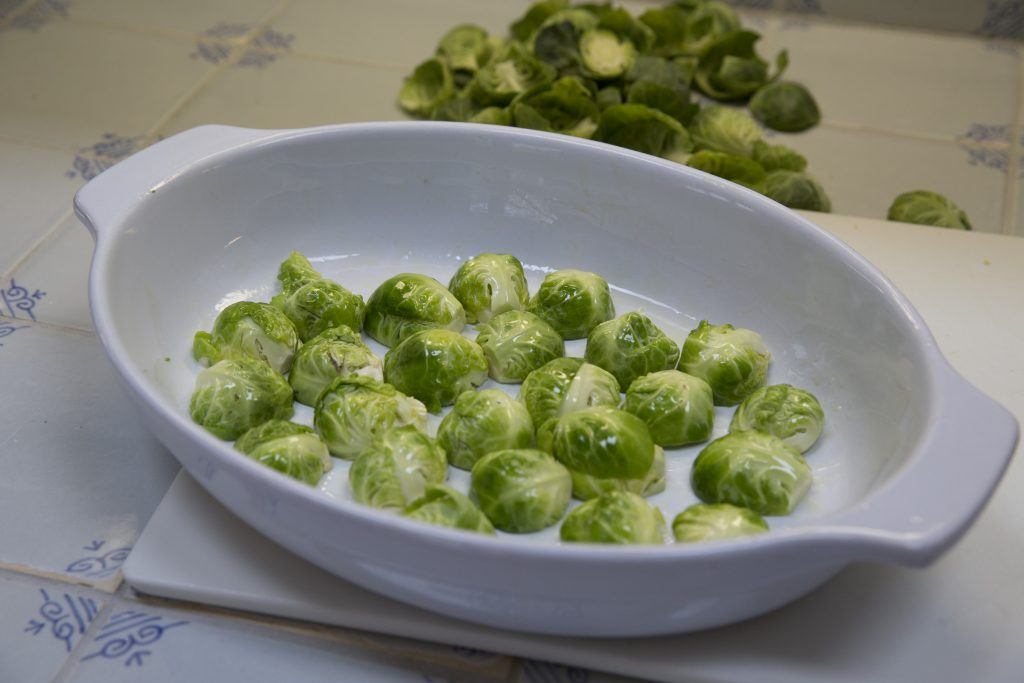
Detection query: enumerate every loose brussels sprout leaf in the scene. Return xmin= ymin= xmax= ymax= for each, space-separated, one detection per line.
xmin=597 ymin=7 xmax=656 ymax=53
xmin=749 ymin=81 xmax=820 ymax=132
xmin=560 ymin=491 xmax=666 ymax=544
xmin=235 ymin=420 xmax=331 ymax=486
xmin=584 ymin=311 xmax=680 ymax=389
xmin=528 ymin=269 xmax=615 ymax=339
xmin=887 ymin=190 xmax=971 ymax=230
xmin=638 ymin=6 xmax=690 ymax=56
xmin=349 ymin=425 xmax=448 ymax=511
xmin=518 ymin=357 xmax=621 ymax=428
xmin=752 ymin=140 xmax=807 ymax=173
xmin=626 ymin=55 xmax=693 ymax=91
xmin=594 ymin=103 xmax=690 ymax=157
xmin=271 ymin=252 xmax=366 ymax=342
xmin=672 ymin=503 xmax=768 ymax=543
xmin=437 ymin=389 xmax=535 ymax=470
xmin=623 ymin=370 xmax=714 ymax=447
xmin=471 ymin=106 xmax=513 ymax=126
xmin=694 ymin=31 xmax=787 ymax=101
xmin=730 ymin=384 xmax=825 ymax=453
xmin=448 ymin=253 xmax=530 ymax=324
xmin=570 ymin=445 xmax=666 ymax=500
xmin=364 ymin=273 xmax=466 ymax=347
xmin=551 ymin=406 xmax=655 ymax=479
xmin=757 ymin=170 xmax=831 ymax=212
xmin=470 ymin=448 xmax=572 ymax=533
xmin=189 ymin=358 xmax=294 ymax=440
xmin=191 ymin=301 xmax=299 ymax=374
xmin=383 ymin=329 xmax=488 ymax=413
xmin=532 ymin=9 xmax=599 ymax=71
xmin=289 ymin=325 xmax=383 ymax=406
xmin=680 ymin=320 xmax=770 ymax=406
xmin=512 ymin=102 xmax=554 ymax=132
xmin=470 ymin=41 xmax=556 ymax=106
xmin=476 ymin=310 xmax=565 ymax=383
xmin=579 ymin=29 xmax=636 ymax=79
xmin=596 ymin=85 xmax=623 ymax=109
xmin=437 ymin=24 xmax=491 ymax=74
xmin=509 ymin=0 xmax=570 ymax=43
xmin=403 ymin=484 xmax=495 ymax=534
xmin=626 ymin=80 xmax=698 ymax=125
xmin=399 ymin=58 xmax=455 ymax=117
xmin=689 ymin=105 xmax=762 ymax=158
xmin=314 ymin=376 xmax=427 ymax=459
xmin=685 ymin=150 xmax=766 ymax=188
xmin=431 ymin=96 xmax=483 ymax=122
xmin=691 ymin=431 xmax=811 ymax=515
xmin=514 ymin=76 xmax=600 ymax=136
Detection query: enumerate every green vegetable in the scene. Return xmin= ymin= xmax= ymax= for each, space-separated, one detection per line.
xmin=437 ymin=24 xmax=492 ymax=74
xmin=518 ymin=357 xmax=621 ymax=429
xmin=289 ymin=325 xmax=382 ymax=406
xmin=683 ymin=1 xmax=741 ymax=56
xmin=437 ymin=389 xmax=535 ymax=470
xmin=192 ymin=301 xmax=299 ymax=375
xmin=471 ymin=448 xmax=572 ymax=533
xmin=234 ymin=420 xmax=331 ymax=486
xmin=887 ymin=190 xmax=971 ymax=230
xmin=679 ymin=320 xmax=770 ymax=406
xmin=752 ymin=140 xmax=807 ymax=173
xmin=512 ymin=76 xmax=600 ymax=137
xmin=757 ymin=170 xmax=831 ymax=212
xmin=749 ymin=81 xmax=820 ymax=132
xmin=189 ymin=358 xmax=294 ymax=440
xmin=531 ymin=9 xmax=599 ymax=71
xmin=672 ymin=503 xmax=768 ymax=543
xmin=476 ymin=310 xmax=564 ymax=383
xmin=510 ymin=0 xmax=569 ymax=43
xmin=730 ymin=384 xmax=825 ymax=453
xmin=448 ymin=253 xmax=530 ymax=324
xmin=595 ymin=85 xmax=623 ymax=109
xmin=626 ymin=55 xmax=694 ymax=91
xmin=579 ymin=29 xmax=636 ymax=79
xmin=528 ymin=269 xmax=615 ymax=339
xmin=432 ymin=96 xmax=484 ymax=122
xmin=560 ymin=490 xmax=666 ymax=544
xmin=551 ymin=406 xmax=655 ymax=479
xmin=584 ymin=312 xmax=680 ymax=389
xmin=622 ymin=370 xmax=714 ymax=447
xmin=470 ymin=41 xmax=556 ymax=106
xmin=694 ymin=30 xmax=787 ymax=101
xmin=689 ymin=105 xmax=762 ymax=158
xmin=594 ymin=103 xmax=691 ymax=157
xmin=597 ymin=7 xmax=655 ymax=53
xmin=271 ymin=252 xmax=366 ymax=342
xmin=349 ymin=425 xmax=448 ymax=511
xmin=364 ymin=273 xmax=466 ymax=347
xmin=383 ymin=329 xmax=488 ymax=413
xmin=638 ymin=5 xmax=690 ymax=56
xmin=471 ymin=105 xmax=513 ymax=125
xmin=685 ymin=150 xmax=766 ymax=188
xmin=403 ymin=485 xmax=495 ymax=534
xmin=626 ymin=80 xmax=697 ymax=125
xmin=570 ymin=444 xmax=666 ymax=500
xmin=313 ymin=376 xmax=427 ymax=459
xmin=399 ymin=58 xmax=455 ymax=117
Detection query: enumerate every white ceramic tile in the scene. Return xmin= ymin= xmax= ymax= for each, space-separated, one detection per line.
xmin=0 ymin=320 xmax=179 ymax=589
xmin=67 ymin=0 xmax=280 ymax=38
xmin=1013 ymin=154 xmax=1024 ymax=237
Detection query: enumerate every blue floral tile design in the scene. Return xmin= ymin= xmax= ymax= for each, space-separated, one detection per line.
xmin=956 ymin=123 xmax=1017 ymax=175
xmin=0 ymin=318 xmax=29 ymax=346
xmin=25 ymin=588 xmax=100 ymax=653
xmin=192 ymin=22 xmax=294 ymax=68
xmin=1 ymin=278 xmax=46 ymax=320
xmin=66 ymin=134 xmax=145 ymax=181
xmin=4 ymin=0 xmax=69 ymax=31
xmin=81 ymin=609 xmax=187 ymax=668
xmin=977 ymin=1 xmax=1024 ymax=39
xmin=66 ymin=540 xmax=132 ymax=580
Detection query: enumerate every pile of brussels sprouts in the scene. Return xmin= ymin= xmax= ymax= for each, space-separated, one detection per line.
xmin=188 ymin=250 xmax=827 ymax=546
xmin=397 ymin=0 xmax=832 ymax=212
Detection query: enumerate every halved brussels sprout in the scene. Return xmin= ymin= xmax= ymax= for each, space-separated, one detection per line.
xmin=512 ymin=76 xmax=600 ymax=137
xmin=364 ymin=273 xmax=466 ymax=347
xmin=685 ymin=150 xmax=766 ymax=188
xmin=476 ymin=310 xmax=564 ymax=383
xmin=551 ymin=406 xmax=655 ymax=479
xmin=694 ymin=30 xmax=787 ymax=102
xmin=383 ymin=329 xmax=488 ymax=413
xmin=730 ymin=384 xmax=825 ymax=453
xmin=189 ymin=358 xmax=294 ymax=440
xmin=560 ymin=491 xmax=666 ymax=544
xmin=192 ymin=301 xmax=299 ymax=374
xmin=437 ymin=24 xmax=491 ymax=74
xmin=518 ymin=357 xmax=621 ymax=429
xmin=597 ymin=7 xmax=656 ymax=54
xmin=584 ymin=312 xmax=680 ymax=389
xmin=757 ymin=170 xmax=831 ymax=212
xmin=570 ymin=445 xmax=665 ymax=500
xmin=752 ymin=140 xmax=807 ymax=173
xmin=622 ymin=370 xmax=714 ymax=447
xmin=447 ymin=253 xmax=529 ymax=324
xmin=349 ymin=425 xmax=448 ymax=511
xmin=594 ymin=103 xmax=691 ymax=158
xmin=471 ymin=448 xmax=572 ymax=533
xmin=313 ymin=376 xmax=427 ymax=459
xmin=234 ymin=420 xmax=331 ymax=486
xmin=580 ymin=29 xmax=636 ymax=79
xmin=528 ymin=269 xmax=615 ymax=339
xmin=691 ymin=431 xmax=811 ymax=515
xmin=289 ymin=325 xmax=383 ymax=406
xmin=271 ymin=251 xmax=366 ymax=342
xmin=399 ymin=58 xmax=455 ymax=117
xmin=749 ymin=81 xmax=820 ymax=132
xmin=887 ymin=190 xmax=971 ymax=230
xmin=689 ymin=105 xmax=762 ymax=158
xmin=531 ymin=9 xmax=598 ymax=71
xmin=403 ymin=485 xmax=495 ymax=534
xmin=672 ymin=503 xmax=768 ymax=543
xmin=679 ymin=320 xmax=770 ymax=406
xmin=437 ymin=389 xmax=535 ymax=470
xmin=469 ymin=41 xmax=556 ymax=106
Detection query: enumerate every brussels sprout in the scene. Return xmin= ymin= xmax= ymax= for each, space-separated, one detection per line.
xmin=432 ymin=96 xmax=484 ymax=122
xmin=314 ymin=376 xmax=427 ymax=459
xmin=469 ymin=41 xmax=556 ymax=106
xmin=570 ymin=444 xmax=665 ymax=500
xmin=689 ymin=105 xmax=762 ymax=158
xmin=594 ymin=103 xmax=691 ymax=158
xmin=289 ymin=325 xmax=382 ymax=406
xmin=512 ymin=77 xmax=600 ymax=137
xmin=234 ymin=420 xmax=331 ymax=486
xmin=685 ymin=150 xmax=766 ymax=188
xmin=528 ymin=269 xmax=615 ymax=339
xmin=349 ymin=425 xmax=448 ymax=511
xmin=518 ymin=357 xmax=621 ymax=428
xmin=757 ymin=170 xmax=831 ymax=212
xmin=672 ymin=503 xmax=768 ymax=543
xmin=679 ymin=320 xmax=770 ymax=406
xmin=560 ymin=491 xmax=666 ymax=544
xmin=730 ymin=384 xmax=825 ymax=453
xmin=471 ymin=448 xmax=572 ymax=532
xmin=403 ymin=485 xmax=495 ymax=534
xmin=584 ymin=312 xmax=680 ymax=389
xmin=551 ymin=406 xmax=655 ymax=479
xmin=639 ymin=6 xmax=690 ymax=55
xmin=364 ymin=273 xmax=466 ymax=347
xmin=189 ymin=358 xmax=294 ymax=440
xmin=476 ymin=310 xmax=564 ymax=383
xmin=683 ymin=1 xmax=741 ymax=56
xmin=692 ymin=431 xmax=811 ymax=515
xmin=437 ymin=389 xmax=535 ymax=470
xmin=271 ymin=252 xmax=366 ymax=342
xmin=510 ymin=0 xmax=570 ymax=43
xmin=399 ymin=58 xmax=455 ymax=117
xmin=752 ymin=140 xmax=807 ymax=173
xmin=887 ymin=190 xmax=971 ymax=230
xmin=622 ymin=370 xmax=714 ymax=447
xmin=192 ymin=301 xmax=299 ymax=374
xmin=531 ymin=9 xmax=599 ymax=71
xmin=596 ymin=85 xmax=623 ymax=109
xmin=749 ymin=81 xmax=820 ymax=132
xmin=579 ymin=29 xmax=636 ymax=79
xmin=383 ymin=329 xmax=488 ymax=413
xmin=448 ymin=253 xmax=529 ymax=324
xmin=694 ymin=31 xmax=787 ymax=101
xmin=597 ymin=7 xmax=656 ymax=53
xmin=437 ymin=24 xmax=491 ymax=74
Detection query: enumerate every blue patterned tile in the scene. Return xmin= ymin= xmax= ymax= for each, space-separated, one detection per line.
xmin=65 ymin=133 xmax=147 ymax=182
xmin=3 ymin=0 xmax=69 ymax=32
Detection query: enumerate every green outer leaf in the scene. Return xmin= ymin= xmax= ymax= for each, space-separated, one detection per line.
xmin=594 ymin=103 xmax=689 ymax=157
xmin=751 ymin=140 xmax=807 ymax=173
xmin=437 ymin=24 xmax=491 ymax=73
xmin=749 ymin=81 xmax=821 ymax=132
xmin=517 ymin=357 xmax=621 ymax=429
xmin=399 ymin=58 xmax=455 ymax=117
xmin=364 ymin=273 xmax=466 ymax=348
xmin=597 ymin=7 xmax=656 ymax=53
xmin=528 ymin=269 xmax=615 ymax=340
xmin=730 ymin=383 xmax=825 ymax=453
xmin=447 ymin=253 xmax=529 ymax=324
xmin=235 ymin=420 xmax=331 ymax=486
xmin=685 ymin=150 xmax=766 ymax=188
xmin=551 ymin=406 xmax=655 ymax=479
xmin=437 ymin=389 xmax=535 ymax=470
xmin=514 ymin=76 xmax=600 ymax=134
xmin=313 ymin=376 xmax=427 ymax=459
xmin=638 ymin=6 xmax=690 ymax=56
xmin=189 ymin=357 xmax=294 ymax=440
xmin=757 ymin=170 xmax=832 ymax=212
xmin=383 ymin=329 xmax=488 ymax=413
xmin=679 ymin=320 xmax=770 ymax=406
xmin=510 ymin=0 xmax=570 ymax=43
xmin=570 ymin=445 xmax=666 ymax=500
xmin=560 ymin=490 xmax=666 ymax=544
xmin=623 ymin=370 xmax=714 ymax=447
xmin=403 ymin=484 xmax=495 ymax=534
xmin=583 ymin=311 xmax=680 ymax=389
xmin=476 ymin=310 xmax=565 ymax=383
xmin=470 ymin=448 xmax=572 ymax=533
xmin=887 ymin=190 xmax=971 ymax=230
xmin=689 ymin=105 xmax=762 ymax=158
xmin=289 ymin=325 xmax=382 ymax=406
xmin=349 ymin=425 xmax=448 ymax=510
xmin=672 ymin=503 xmax=768 ymax=543
xmin=626 ymin=80 xmax=697 ymax=124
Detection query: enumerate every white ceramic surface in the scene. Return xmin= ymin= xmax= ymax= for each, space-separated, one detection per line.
xmin=75 ymin=122 xmax=1018 ymax=636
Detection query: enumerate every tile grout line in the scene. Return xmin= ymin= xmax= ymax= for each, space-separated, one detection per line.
xmin=48 ymin=600 xmax=116 ymax=683
xmin=1 ymin=209 xmax=74 ymax=282
xmin=0 ymin=311 xmax=94 ymax=336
